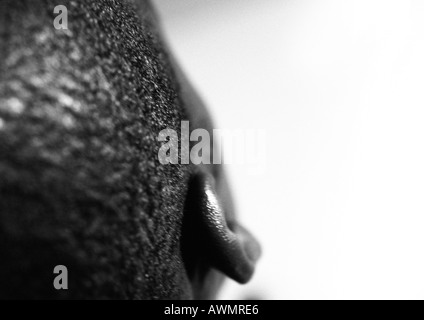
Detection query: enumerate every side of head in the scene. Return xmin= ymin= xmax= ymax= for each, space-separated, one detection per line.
xmin=0 ymin=0 xmax=259 ymax=299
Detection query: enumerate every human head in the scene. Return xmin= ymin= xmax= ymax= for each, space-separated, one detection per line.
xmin=0 ymin=0 xmax=260 ymax=299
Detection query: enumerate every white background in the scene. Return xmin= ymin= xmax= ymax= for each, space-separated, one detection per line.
xmin=154 ymin=0 xmax=424 ymax=299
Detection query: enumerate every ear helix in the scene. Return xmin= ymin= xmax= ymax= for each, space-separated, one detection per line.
xmin=183 ymin=173 xmax=261 ymax=284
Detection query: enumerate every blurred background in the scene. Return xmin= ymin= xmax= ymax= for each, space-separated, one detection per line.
xmin=154 ymin=0 xmax=424 ymax=299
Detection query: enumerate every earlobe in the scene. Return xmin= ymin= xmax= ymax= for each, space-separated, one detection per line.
xmin=182 ymin=172 xmax=261 ymax=286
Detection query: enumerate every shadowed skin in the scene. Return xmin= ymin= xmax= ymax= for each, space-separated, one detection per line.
xmin=0 ymin=0 xmax=260 ymax=299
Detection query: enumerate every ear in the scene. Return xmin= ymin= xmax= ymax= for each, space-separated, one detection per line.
xmin=182 ymin=172 xmax=261 ymax=288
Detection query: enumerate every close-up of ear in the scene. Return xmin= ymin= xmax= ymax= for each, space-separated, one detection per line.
xmin=182 ymin=172 xmax=261 ymax=297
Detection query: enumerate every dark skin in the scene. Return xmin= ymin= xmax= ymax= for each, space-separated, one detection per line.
xmin=176 ymin=66 xmax=261 ymax=299
xmin=0 ymin=0 xmax=260 ymax=299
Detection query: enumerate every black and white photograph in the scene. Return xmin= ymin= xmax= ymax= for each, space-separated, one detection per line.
xmin=1 ymin=0 xmax=424 ymax=304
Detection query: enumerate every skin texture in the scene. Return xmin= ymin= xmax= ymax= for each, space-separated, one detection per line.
xmin=0 ymin=0 xmax=260 ymax=299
